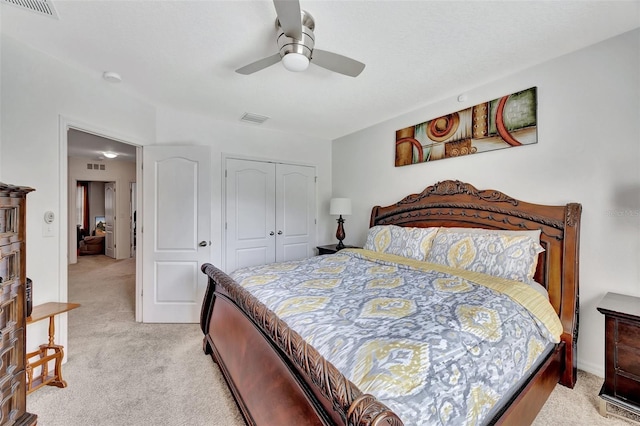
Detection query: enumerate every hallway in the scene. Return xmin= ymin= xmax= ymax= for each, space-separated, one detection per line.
xmin=69 ymin=255 xmax=135 ymax=320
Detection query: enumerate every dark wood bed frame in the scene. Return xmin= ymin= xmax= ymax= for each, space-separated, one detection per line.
xmin=201 ymin=180 xmax=581 ymax=425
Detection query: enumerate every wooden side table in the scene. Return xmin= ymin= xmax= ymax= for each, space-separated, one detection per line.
xmin=26 ymin=302 xmax=80 ymax=394
xmin=316 ymin=244 xmax=359 ymax=255
xmin=597 ymin=292 xmax=640 ymax=419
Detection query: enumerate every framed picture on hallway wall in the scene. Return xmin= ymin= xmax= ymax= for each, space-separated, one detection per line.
xmin=95 ymin=216 xmax=106 ymax=236
xmin=395 ymin=87 xmax=538 ymax=166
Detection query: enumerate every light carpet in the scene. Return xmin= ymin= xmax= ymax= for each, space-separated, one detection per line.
xmin=28 ymin=255 xmax=638 ymax=425
xmin=27 ymin=255 xmax=244 ymax=426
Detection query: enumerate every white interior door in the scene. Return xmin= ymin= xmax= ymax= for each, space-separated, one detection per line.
xmin=225 ymin=158 xmax=276 ymax=273
xmin=225 ymin=159 xmax=316 ymax=273
xmin=130 ymin=182 xmax=137 ymax=257
xmin=276 ymin=164 xmax=316 ymax=262
xmin=104 ymin=182 xmax=116 ymax=258
xmin=142 ymin=145 xmax=211 ymax=323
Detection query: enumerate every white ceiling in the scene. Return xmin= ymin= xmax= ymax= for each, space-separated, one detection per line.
xmin=68 ymin=129 xmax=137 ymax=162
xmin=2 ymin=1 xmax=639 ymax=142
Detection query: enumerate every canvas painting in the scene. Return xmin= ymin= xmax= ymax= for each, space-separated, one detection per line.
xmin=395 ymin=87 xmax=537 ymax=166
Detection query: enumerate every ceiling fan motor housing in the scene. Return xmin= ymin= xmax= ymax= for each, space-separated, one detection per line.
xmin=276 ymin=10 xmax=315 ymax=61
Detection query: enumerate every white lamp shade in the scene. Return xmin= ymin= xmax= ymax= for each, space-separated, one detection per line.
xmin=282 ymin=53 xmax=310 ymax=72
xmin=330 ymin=198 xmax=352 ymax=215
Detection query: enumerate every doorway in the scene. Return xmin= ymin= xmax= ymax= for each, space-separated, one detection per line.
xmin=68 ymin=130 xmax=136 ymax=262
xmin=63 ymin=121 xmax=143 ymax=324
xmin=76 ymin=180 xmax=114 ymax=258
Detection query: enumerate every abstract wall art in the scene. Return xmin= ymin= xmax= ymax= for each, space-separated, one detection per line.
xmin=395 ymin=87 xmax=537 ymax=167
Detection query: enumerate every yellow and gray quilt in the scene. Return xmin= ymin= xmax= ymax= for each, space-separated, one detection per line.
xmin=230 ymin=249 xmax=562 ymax=425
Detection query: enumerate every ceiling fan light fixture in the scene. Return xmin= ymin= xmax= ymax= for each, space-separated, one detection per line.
xmin=282 ymin=53 xmax=309 ymax=72
xmin=103 ymin=151 xmax=118 ymax=159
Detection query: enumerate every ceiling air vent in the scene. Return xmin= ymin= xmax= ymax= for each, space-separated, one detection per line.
xmin=1 ymin=0 xmax=59 ymax=19
xmin=240 ymin=113 xmax=269 ymax=125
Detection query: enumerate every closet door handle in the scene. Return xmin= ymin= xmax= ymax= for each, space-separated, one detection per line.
xmin=277 ymin=231 xmax=283 ymax=235
xmin=199 ymin=241 xmax=209 ymax=247
xmin=269 ymin=231 xmax=275 ymax=236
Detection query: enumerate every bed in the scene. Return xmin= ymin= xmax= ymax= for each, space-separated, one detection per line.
xmin=200 ymin=180 xmax=581 ymax=425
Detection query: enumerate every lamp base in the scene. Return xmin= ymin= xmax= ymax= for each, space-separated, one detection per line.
xmin=335 ymin=215 xmax=346 ymax=251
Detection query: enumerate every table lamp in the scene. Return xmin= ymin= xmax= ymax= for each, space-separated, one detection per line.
xmin=329 ymin=198 xmax=352 ymax=250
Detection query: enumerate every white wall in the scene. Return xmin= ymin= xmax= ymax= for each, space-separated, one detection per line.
xmin=0 ymin=33 xmax=334 ymax=360
xmin=332 ymin=29 xmax=640 ymax=378
xmin=68 ymin=157 xmax=137 ymax=263
xmin=1 ymin=34 xmax=156 ymax=355
xmin=155 ymin=106 xmax=334 ymax=270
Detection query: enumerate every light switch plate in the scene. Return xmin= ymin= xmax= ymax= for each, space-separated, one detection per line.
xmin=42 ymin=222 xmax=54 ymax=237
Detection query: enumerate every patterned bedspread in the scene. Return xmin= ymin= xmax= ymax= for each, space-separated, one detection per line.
xmin=230 ymin=249 xmax=562 ymax=425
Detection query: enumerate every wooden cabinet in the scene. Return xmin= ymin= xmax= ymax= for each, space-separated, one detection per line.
xmin=0 ymin=183 xmax=37 ymax=425
xmin=597 ymin=292 xmax=640 ymax=418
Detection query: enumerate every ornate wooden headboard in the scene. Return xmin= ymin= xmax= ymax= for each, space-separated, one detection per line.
xmin=370 ymin=180 xmax=582 ymax=387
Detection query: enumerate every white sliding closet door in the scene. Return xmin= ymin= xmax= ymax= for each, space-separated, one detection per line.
xmin=225 ymin=158 xmax=316 ymax=273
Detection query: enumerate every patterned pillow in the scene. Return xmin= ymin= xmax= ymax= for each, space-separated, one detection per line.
xmin=402 ymin=227 xmax=439 ymax=261
xmin=436 ymin=227 xmax=542 ymax=241
xmin=363 ymin=225 xmax=438 ymax=261
xmin=363 ymin=225 xmax=406 ymax=256
xmin=425 ymin=231 xmax=544 ymax=283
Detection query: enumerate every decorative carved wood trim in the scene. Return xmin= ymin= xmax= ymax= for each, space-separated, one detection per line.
xmin=347 ymin=394 xmax=404 ymax=426
xmin=397 ymin=180 xmax=518 ymax=206
xmin=0 ymin=183 xmax=35 ymax=197
xmin=376 ymin=204 xmax=566 ymax=233
xmin=566 ymin=203 xmax=581 ymax=227
xmin=201 ymin=264 xmax=403 ymax=426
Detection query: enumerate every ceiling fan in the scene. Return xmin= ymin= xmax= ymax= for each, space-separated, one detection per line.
xmin=236 ymin=0 xmax=365 ymax=77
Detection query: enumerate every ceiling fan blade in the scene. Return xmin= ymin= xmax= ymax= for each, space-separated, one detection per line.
xmin=312 ymin=49 xmax=365 ymax=77
xmin=235 ymin=53 xmax=282 ymax=75
xmin=273 ymin=0 xmax=302 ymax=39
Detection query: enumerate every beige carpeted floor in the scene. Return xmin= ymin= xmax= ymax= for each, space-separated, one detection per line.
xmin=27 ymin=255 xmax=639 ymax=425
xmin=27 ymin=255 xmax=244 ymax=426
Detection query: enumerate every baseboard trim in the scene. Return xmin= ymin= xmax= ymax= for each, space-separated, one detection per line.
xmin=578 ymin=360 xmax=603 ymax=378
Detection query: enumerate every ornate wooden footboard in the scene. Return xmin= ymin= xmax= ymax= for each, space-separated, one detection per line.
xmin=200 ymin=263 xmax=402 ymax=426
xmin=201 ymin=180 xmax=581 ymax=425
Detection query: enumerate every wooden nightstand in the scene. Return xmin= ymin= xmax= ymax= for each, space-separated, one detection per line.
xmin=597 ymin=292 xmax=640 ymax=419
xmin=316 ymin=244 xmax=359 ymax=255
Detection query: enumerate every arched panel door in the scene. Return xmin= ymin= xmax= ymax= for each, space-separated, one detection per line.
xmin=142 ymin=145 xmax=211 ymax=323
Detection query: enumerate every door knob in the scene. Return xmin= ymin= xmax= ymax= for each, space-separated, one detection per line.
xmin=277 ymin=230 xmax=283 ymax=235
xmin=269 ymin=231 xmax=275 ymax=236
xmin=199 ymin=241 xmax=209 ymax=247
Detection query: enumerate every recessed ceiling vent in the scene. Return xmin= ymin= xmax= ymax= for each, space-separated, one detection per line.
xmin=240 ymin=113 xmax=269 ymax=125
xmin=87 ymin=163 xmax=106 ymax=171
xmin=1 ymin=0 xmax=59 ymax=19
